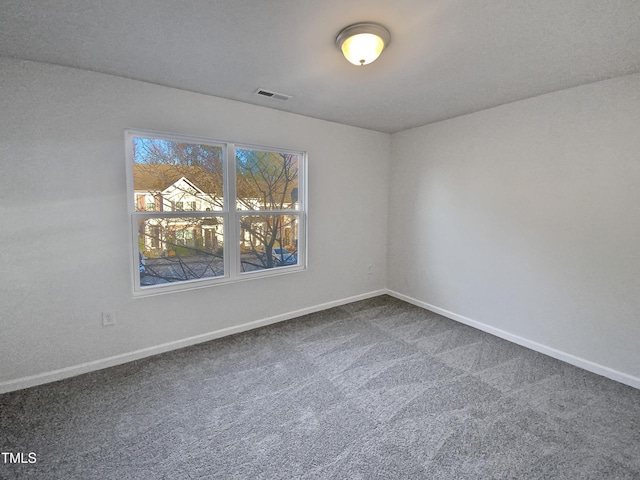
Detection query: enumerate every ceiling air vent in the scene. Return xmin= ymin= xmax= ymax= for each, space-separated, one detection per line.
xmin=255 ymin=88 xmax=292 ymax=101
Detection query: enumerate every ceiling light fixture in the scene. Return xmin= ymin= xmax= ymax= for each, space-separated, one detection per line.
xmin=336 ymin=22 xmax=391 ymax=66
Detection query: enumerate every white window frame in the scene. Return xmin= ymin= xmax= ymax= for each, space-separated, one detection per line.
xmin=125 ymin=129 xmax=307 ymax=296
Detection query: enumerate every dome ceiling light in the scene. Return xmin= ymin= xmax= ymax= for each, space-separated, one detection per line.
xmin=336 ymin=23 xmax=391 ymax=66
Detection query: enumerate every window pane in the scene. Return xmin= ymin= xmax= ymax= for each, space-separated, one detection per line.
xmin=236 ymin=148 xmax=299 ymax=211
xmin=137 ymin=216 xmax=224 ymax=286
xmin=132 ymin=137 xmax=224 ymax=212
xmin=239 ymin=214 xmax=299 ymax=272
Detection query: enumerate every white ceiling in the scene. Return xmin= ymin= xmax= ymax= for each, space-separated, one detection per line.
xmin=2 ymin=0 xmax=640 ymax=133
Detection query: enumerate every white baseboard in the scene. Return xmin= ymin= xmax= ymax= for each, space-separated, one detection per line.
xmin=4 ymin=288 xmax=637 ymax=393
xmin=386 ymin=289 xmax=640 ymax=390
xmin=0 ymin=289 xmax=386 ymax=394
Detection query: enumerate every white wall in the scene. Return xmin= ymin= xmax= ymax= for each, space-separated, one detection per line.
xmin=0 ymin=58 xmax=390 ymax=389
xmin=388 ymin=73 xmax=640 ymax=384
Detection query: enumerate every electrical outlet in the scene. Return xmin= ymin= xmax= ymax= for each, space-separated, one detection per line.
xmin=368 ymin=264 xmax=375 ymax=275
xmin=102 ymin=312 xmax=116 ymax=326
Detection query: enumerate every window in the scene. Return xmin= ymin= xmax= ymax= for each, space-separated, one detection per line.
xmin=126 ymin=129 xmax=306 ymax=294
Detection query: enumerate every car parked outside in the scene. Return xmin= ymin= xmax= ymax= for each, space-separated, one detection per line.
xmin=272 ymin=248 xmax=296 ymax=266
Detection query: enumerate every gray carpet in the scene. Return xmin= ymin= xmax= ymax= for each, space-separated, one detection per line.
xmin=1 ymin=295 xmax=640 ymax=479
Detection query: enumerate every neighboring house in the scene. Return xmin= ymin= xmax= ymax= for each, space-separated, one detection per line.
xmin=133 ymin=164 xmax=298 ymax=258
xmin=133 ymin=164 xmax=224 ymax=256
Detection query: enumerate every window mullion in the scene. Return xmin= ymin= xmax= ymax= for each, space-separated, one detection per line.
xmin=226 ymin=143 xmax=238 ymax=278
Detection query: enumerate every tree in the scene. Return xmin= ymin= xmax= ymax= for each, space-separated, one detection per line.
xmin=133 ymin=138 xmax=224 ymax=210
xmin=236 ymin=149 xmax=299 ymax=270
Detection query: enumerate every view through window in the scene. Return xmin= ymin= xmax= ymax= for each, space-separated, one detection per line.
xmin=126 ymin=130 xmax=306 ymax=293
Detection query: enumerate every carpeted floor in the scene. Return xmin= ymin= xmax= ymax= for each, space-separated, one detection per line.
xmin=1 ymin=295 xmax=639 ymax=479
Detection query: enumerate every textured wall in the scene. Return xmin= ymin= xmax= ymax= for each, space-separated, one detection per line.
xmin=388 ymin=73 xmax=640 ymax=382
xmin=0 ymin=58 xmax=390 ymax=386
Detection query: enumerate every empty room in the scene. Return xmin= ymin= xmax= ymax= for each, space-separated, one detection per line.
xmin=1 ymin=1 xmax=639 ymax=478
